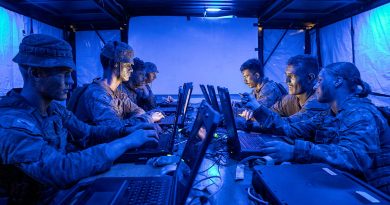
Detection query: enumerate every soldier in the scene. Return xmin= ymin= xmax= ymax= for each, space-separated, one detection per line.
xmin=241 ymin=55 xmax=329 ymax=134
xmin=69 ymin=42 xmax=164 ymax=145
xmin=120 ymin=57 xmax=147 ymax=104
xmin=240 ymin=58 xmax=285 ymax=108
xmin=255 ymin=62 xmax=390 ymax=194
xmin=0 ymin=34 xmax=158 ymax=204
xmin=135 ymin=61 xmax=158 ymax=111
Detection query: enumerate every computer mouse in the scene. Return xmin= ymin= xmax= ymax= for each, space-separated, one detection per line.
xmin=139 ymin=140 xmax=159 ymax=149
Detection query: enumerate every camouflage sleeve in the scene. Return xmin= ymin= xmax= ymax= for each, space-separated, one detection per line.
xmin=55 ymin=104 xmax=126 ymax=146
xmin=252 ymin=104 xmax=317 ymax=139
xmin=0 ymin=125 xmax=112 ymax=188
xmin=256 ymin=83 xmax=283 ymax=108
xmin=122 ymin=93 xmax=153 ymax=123
xmin=136 ymin=86 xmax=157 ymax=111
xmin=293 ymin=109 xmax=380 ymax=175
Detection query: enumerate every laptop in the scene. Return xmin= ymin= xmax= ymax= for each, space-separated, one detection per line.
xmin=200 ymin=84 xmax=212 ymax=105
xmin=115 ymin=110 xmax=180 ymax=162
xmin=206 ymin=85 xmax=220 ymax=112
xmin=60 ymin=101 xmax=220 ymax=205
xmin=159 ymin=82 xmax=193 ymax=126
xmin=252 ymin=163 xmax=390 ymax=205
xmin=217 ymin=86 xmax=290 ymax=159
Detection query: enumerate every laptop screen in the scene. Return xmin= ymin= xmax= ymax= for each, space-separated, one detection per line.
xmin=200 ymin=84 xmax=212 ymax=105
xmin=207 ymin=85 xmax=220 ymax=112
xmin=217 ymin=87 xmax=241 ymax=154
xmin=173 ymin=101 xmax=219 ymax=205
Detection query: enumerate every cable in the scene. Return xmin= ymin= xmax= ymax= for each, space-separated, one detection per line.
xmin=247 ymin=187 xmax=269 ymax=205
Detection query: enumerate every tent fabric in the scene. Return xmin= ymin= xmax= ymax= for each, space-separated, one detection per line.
xmin=318 ymin=3 xmax=390 ymax=106
xmin=0 ymin=6 xmax=63 ymax=96
xmin=128 ymin=16 xmax=258 ymax=95
xmin=75 ymin=30 xmax=120 ymax=85
xmin=353 ymin=3 xmax=390 ymax=106
xmin=320 ymin=18 xmax=353 ymax=67
xmin=264 ymin=29 xmax=305 ymax=88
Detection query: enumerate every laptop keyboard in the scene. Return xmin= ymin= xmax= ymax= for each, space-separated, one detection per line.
xmin=126 ymin=177 xmax=171 ymax=205
xmin=240 ymin=134 xmax=266 ymax=149
xmin=160 ymin=116 xmax=175 ymax=124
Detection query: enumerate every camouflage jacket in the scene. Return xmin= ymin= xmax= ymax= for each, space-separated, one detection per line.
xmin=119 ymin=82 xmax=138 ymax=104
xmin=72 ymin=79 xmax=152 ymax=129
xmin=0 ymin=89 xmax=124 ymax=204
xmin=284 ymin=96 xmax=388 ymax=182
xmin=252 ymin=78 xmax=285 ymax=108
xmin=251 ymin=92 xmax=329 ymax=134
xmin=119 ymin=83 xmax=157 ymax=111
xmin=137 ymin=84 xmax=157 ymax=111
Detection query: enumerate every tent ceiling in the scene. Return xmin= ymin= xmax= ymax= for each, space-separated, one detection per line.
xmin=0 ymin=0 xmax=389 ymax=31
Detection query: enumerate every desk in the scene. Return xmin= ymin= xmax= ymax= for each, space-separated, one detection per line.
xmin=58 ymin=103 xmax=256 ymax=205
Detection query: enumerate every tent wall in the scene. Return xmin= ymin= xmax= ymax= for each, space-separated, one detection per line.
xmin=127 ymin=16 xmax=304 ymax=94
xmin=316 ymin=3 xmax=390 ymax=106
xmin=264 ymin=29 xmax=305 ymax=89
xmin=75 ymin=30 xmax=120 ymax=85
xmin=0 ymin=6 xmax=63 ymax=96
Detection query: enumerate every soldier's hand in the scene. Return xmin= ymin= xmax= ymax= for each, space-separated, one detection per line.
xmin=151 ymin=111 xmax=165 ymax=122
xmin=261 ymin=141 xmax=294 ymax=163
xmin=163 ymin=96 xmax=174 ymax=103
xmin=124 ymin=123 xmax=155 ymax=135
xmin=238 ymin=109 xmax=254 ymax=121
xmin=240 ymin=93 xmax=260 ymax=110
xmin=125 ymin=129 xmax=158 ymax=148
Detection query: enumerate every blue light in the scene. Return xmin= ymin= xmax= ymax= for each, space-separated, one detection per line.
xmin=206 ymin=8 xmax=221 ymax=12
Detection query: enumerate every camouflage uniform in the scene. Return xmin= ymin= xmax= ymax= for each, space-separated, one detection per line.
xmin=119 ymin=83 xmax=138 ymax=104
xmin=0 ymin=89 xmax=125 ymax=203
xmin=72 ymin=78 xmax=152 ymax=130
xmin=279 ymin=96 xmax=390 ymax=194
xmin=136 ymin=84 xmax=157 ymax=111
xmin=252 ymin=78 xmax=285 ymax=108
xmin=251 ymin=92 xmax=329 ymax=135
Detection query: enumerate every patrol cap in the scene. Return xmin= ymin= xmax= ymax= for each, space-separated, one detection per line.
xmin=100 ymin=41 xmax=134 ymax=63
xmin=132 ymin=57 xmax=145 ymax=72
xmin=144 ymin=62 xmax=159 ymax=73
xmin=12 ymin=34 xmax=75 ymax=69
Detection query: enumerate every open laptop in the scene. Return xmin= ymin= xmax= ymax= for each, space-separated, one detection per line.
xmin=200 ymin=84 xmax=212 ymax=105
xmin=217 ymin=86 xmax=290 ymax=159
xmin=115 ymin=108 xmax=180 ymax=162
xmin=60 ymin=101 xmax=220 ymax=205
xmin=159 ymin=82 xmax=193 ymax=126
xmin=206 ymin=85 xmax=220 ymax=112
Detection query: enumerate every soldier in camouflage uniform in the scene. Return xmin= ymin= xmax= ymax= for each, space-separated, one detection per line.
xmin=252 ymin=62 xmax=390 ymax=195
xmin=0 ymin=34 xmax=158 ymax=204
xmin=119 ymin=57 xmax=145 ymax=103
xmin=135 ymin=61 xmax=158 ymax=111
xmin=241 ymin=55 xmax=329 ymax=133
xmin=240 ymin=58 xmax=285 ymax=108
xmin=69 ymin=42 xmax=164 ymax=140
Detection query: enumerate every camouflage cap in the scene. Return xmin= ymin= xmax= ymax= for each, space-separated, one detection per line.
xmin=144 ymin=62 xmax=159 ymax=73
xmin=12 ymin=34 xmax=75 ymax=69
xmin=100 ymin=41 xmax=134 ymax=63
